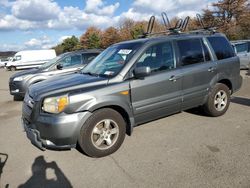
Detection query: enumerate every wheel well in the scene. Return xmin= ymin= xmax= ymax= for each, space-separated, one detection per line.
xmin=94 ymin=105 xmax=132 ymax=136
xmin=218 ymin=79 xmax=232 ymax=92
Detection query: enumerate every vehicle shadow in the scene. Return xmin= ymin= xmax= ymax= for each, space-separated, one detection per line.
xmin=231 ymin=96 xmax=250 ymax=107
xmin=0 ymin=153 xmax=8 ymax=180
xmin=184 ymin=106 xmax=208 ymax=117
xmin=18 ymin=156 xmax=72 ymax=188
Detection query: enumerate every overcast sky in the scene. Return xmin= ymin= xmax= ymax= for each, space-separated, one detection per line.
xmin=0 ymin=0 xmax=215 ymax=51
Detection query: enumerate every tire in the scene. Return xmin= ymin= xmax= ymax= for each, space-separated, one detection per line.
xmin=13 ymin=95 xmax=24 ymax=101
xmin=203 ymin=83 xmax=230 ymax=117
xmin=10 ymin=66 xmax=16 ymax=71
xmin=78 ymin=108 xmax=126 ymax=157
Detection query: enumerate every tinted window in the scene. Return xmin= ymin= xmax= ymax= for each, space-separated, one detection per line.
xmin=177 ymin=39 xmax=204 ymax=66
xmin=235 ymin=43 xmax=248 ymax=53
xmin=82 ymin=53 xmax=99 ymax=64
xmin=136 ymin=42 xmax=175 ymax=72
xmin=247 ymin=42 xmax=250 ymax=52
xmin=207 ymin=37 xmax=235 ymax=60
xmin=58 ymin=55 xmax=82 ymax=68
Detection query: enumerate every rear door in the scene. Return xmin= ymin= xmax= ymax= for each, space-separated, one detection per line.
xmin=129 ymin=41 xmax=182 ymax=124
xmin=176 ymin=38 xmax=217 ymax=110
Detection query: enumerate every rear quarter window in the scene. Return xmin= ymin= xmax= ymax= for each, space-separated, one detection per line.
xmin=207 ymin=36 xmax=235 ymax=60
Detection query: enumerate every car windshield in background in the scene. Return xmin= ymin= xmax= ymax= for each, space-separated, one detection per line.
xmin=39 ymin=54 xmax=64 ymax=70
xmin=82 ymin=42 xmax=142 ymax=77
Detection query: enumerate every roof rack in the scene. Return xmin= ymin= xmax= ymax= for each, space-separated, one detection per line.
xmin=188 ymin=14 xmax=218 ymax=34
xmin=139 ymin=13 xmax=190 ymax=38
xmin=139 ymin=12 xmax=218 ymax=39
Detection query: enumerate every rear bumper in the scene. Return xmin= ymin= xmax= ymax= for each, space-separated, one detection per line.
xmin=233 ymin=75 xmax=243 ymax=93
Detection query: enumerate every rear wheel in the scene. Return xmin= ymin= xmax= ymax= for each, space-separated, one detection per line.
xmin=203 ymin=83 xmax=230 ymax=117
xmin=78 ymin=108 xmax=126 ymax=157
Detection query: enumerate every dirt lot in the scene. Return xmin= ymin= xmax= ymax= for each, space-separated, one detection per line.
xmin=0 ymin=68 xmax=250 ymax=188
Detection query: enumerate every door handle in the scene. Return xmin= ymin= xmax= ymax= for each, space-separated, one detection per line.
xmin=208 ymin=67 xmax=216 ymax=72
xmin=169 ymin=75 xmax=180 ymax=82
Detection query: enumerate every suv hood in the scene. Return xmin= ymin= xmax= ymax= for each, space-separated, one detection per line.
xmin=10 ymin=68 xmax=41 ymax=80
xmin=29 ymin=73 xmax=108 ymax=101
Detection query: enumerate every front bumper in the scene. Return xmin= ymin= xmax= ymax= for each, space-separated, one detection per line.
xmin=9 ymin=80 xmax=26 ymax=97
xmin=22 ymin=100 xmax=92 ymax=150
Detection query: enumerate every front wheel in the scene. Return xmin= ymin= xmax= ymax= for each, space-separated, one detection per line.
xmin=203 ymin=83 xmax=230 ymax=117
xmin=10 ymin=66 xmax=16 ymax=71
xmin=78 ymin=108 xmax=126 ymax=157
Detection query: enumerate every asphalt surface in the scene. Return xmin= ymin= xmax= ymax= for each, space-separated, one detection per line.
xmin=0 ymin=68 xmax=250 ymax=188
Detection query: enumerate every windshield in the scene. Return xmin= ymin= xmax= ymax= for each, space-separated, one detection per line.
xmin=39 ymin=54 xmax=64 ymax=70
xmin=82 ymin=42 xmax=142 ymax=77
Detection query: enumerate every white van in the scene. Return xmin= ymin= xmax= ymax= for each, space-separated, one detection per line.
xmin=6 ymin=50 xmax=56 ymax=71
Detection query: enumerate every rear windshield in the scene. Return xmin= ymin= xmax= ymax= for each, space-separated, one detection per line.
xmin=207 ymin=36 xmax=235 ymax=60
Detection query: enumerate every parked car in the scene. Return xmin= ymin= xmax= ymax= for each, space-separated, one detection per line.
xmin=22 ymin=31 xmax=242 ymax=157
xmin=231 ymin=41 xmax=250 ymax=69
xmin=6 ymin=50 xmax=56 ymax=71
xmin=0 ymin=60 xmax=5 ymax=68
xmin=9 ymin=49 xmax=101 ymax=100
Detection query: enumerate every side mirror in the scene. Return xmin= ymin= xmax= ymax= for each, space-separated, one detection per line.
xmin=133 ymin=66 xmax=151 ymax=79
xmin=56 ymin=64 xmax=63 ymax=70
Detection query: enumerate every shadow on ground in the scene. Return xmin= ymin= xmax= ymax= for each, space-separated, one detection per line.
xmin=18 ymin=156 xmax=72 ymax=188
xmin=0 ymin=153 xmax=8 ymax=180
xmin=231 ymin=96 xmax=250 ymax=107
xmin=185 ymin=107 xmax=208 ymax=117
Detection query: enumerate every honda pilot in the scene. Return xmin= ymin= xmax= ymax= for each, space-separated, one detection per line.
xmin=22 ymin=31 xmax=242 ymax=157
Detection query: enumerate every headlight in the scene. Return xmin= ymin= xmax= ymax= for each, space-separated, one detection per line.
xmin=13 ymin=74 xmax=32 ymax=81
xmin=42 ymin=95 xmax=69 ymax=114
xmin=13 ymin=76 xmax=24 ymax=81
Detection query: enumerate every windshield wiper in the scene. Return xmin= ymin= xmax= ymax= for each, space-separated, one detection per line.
xmin=82 ymin=72 xmax=100 ymax=77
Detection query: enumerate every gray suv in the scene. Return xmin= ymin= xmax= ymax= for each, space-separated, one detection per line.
xmin=9 ymin=50 xmax=101 ymax=100
xmin=22 ymin=31 xmax=242 ymax=157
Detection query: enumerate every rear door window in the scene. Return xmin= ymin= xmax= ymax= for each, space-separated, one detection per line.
xmin=207 ymin=36 xmax=235 ymax=60
xmin=177 ymin=38 xmax=205 ymax=66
